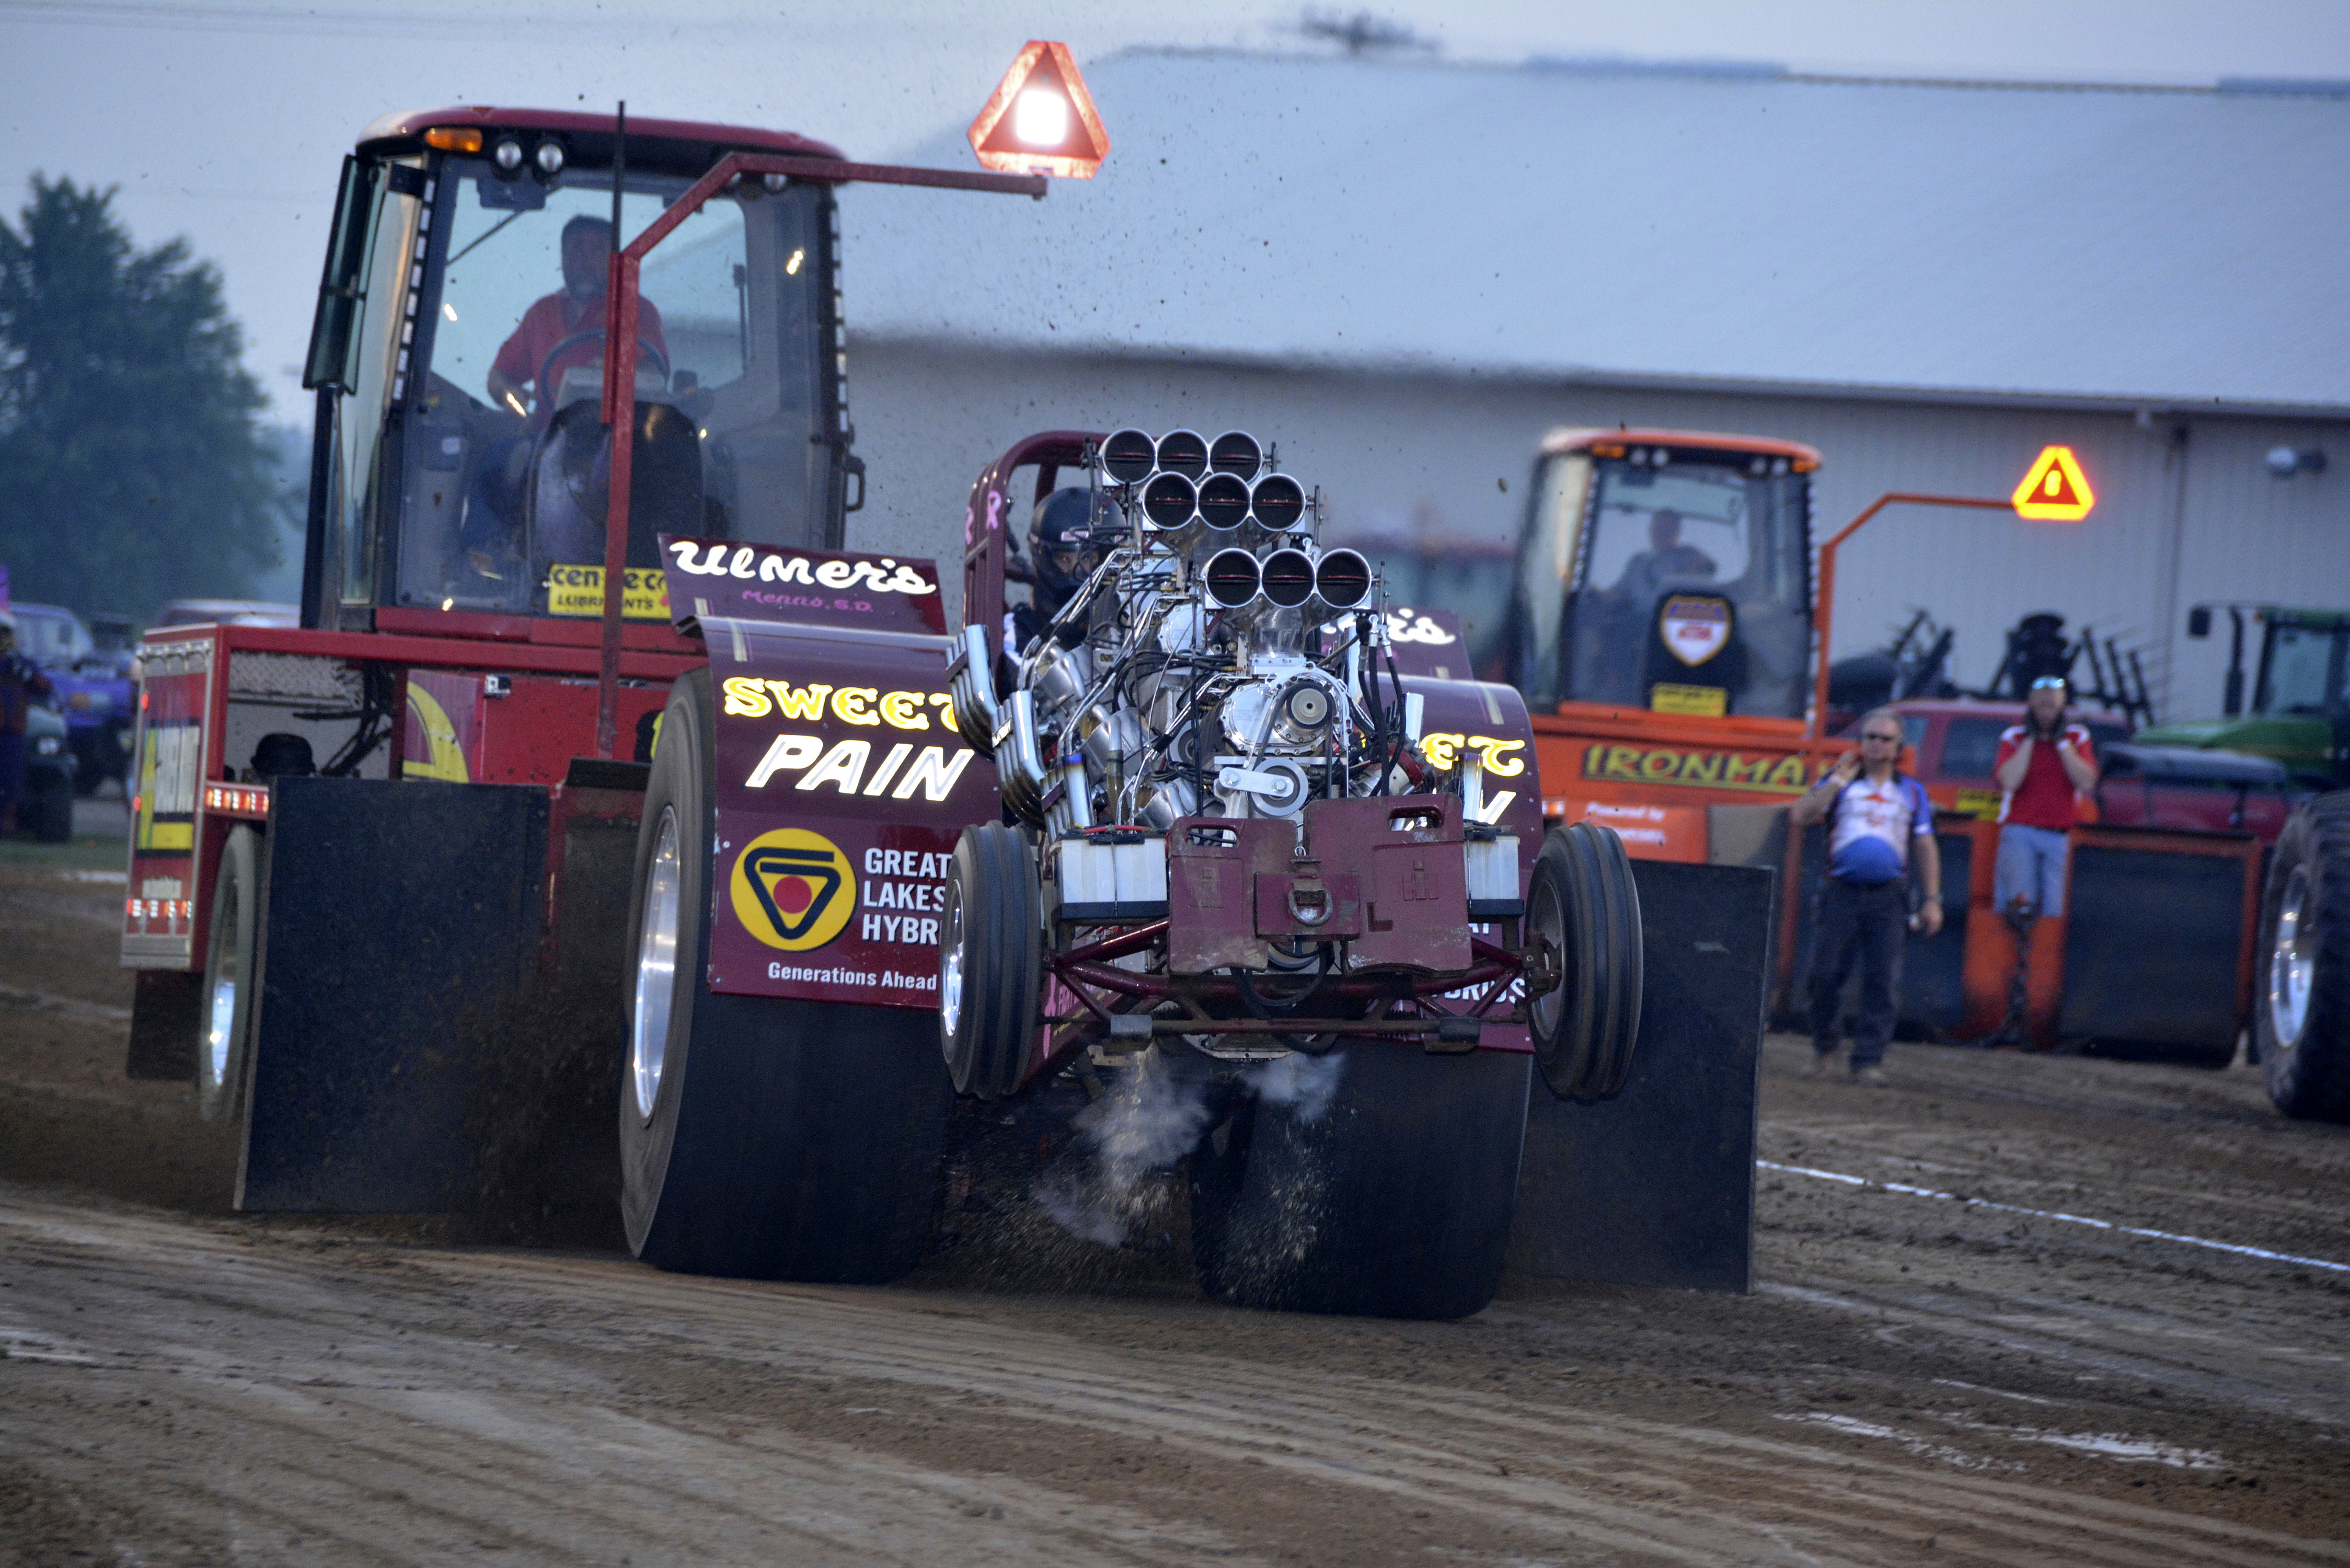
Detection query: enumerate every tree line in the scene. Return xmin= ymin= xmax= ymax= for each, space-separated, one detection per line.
xmin=0 ymin=176 xmax=293 ymax=621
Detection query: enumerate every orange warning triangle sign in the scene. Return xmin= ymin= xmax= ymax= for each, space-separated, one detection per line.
xmin=969 ymin=41 xmax=1110 ymax=179
xmin=2011 ymin=445 xmax=2095 ymax=521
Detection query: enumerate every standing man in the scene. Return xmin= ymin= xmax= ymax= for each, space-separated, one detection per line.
xmin=0 ymin=613 xmax=55 ymax=835
xmin=1992 ymin=675 xmax=2098 ymax=919
xmin=1791 ymin=708 xmax=1942 ymax=1084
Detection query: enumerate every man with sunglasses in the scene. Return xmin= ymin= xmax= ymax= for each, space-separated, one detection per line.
xmin=1791 ymin=708 xmax=1941 ymax=1083
xmin=1992 ymin=674 xmax=2099 ymax=918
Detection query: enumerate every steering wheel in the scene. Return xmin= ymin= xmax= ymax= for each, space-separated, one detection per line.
xmin=536 ymin=329 xmax=671 ymax=408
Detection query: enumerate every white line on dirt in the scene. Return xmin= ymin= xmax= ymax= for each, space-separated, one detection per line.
xmin=1757 ymin=1159 xmax=2350 ymax=1275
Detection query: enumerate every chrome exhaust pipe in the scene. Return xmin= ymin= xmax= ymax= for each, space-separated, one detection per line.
xmin=1102 ymin=428 xmax=1156 ymax=485
xmin=1002 ymin=689 xmax=1049 ymax=823
xmin=1154 ymin=428 xmax=1208 ymax=479
xmin=1248 ymin=473 xmax=1306 ymax=534
xmin=1313 ymin=548 xmax=1373 ymax=610
xmin=1209 ymin=430 xmax=1262 ymax=479
xmin=951 ymin=623 xmax=1002 ymax=754
xmin=1259 ymin=547 xmax=1316 ymax=610
xmin=1203 ymin=548 xmax=1260 ymax=610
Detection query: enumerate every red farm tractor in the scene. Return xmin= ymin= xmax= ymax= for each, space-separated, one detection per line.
xmin=119 ymin=102 xmax=1776 ymax=1317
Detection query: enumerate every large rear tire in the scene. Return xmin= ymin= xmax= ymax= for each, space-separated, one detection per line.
xmin=1526 ymin=821 xmax=1644 ymax=1102
xmin=940 ymin=822 xmax=1042 ymax=1099
xmin=2257 ymin=792 xmax=2350 ymax=1122
xmin=196 ymin=825 xmax=258 ymax=1126
xmin=619 ymin=667 xmax=952 ymax=1281
xmin=1189 ymin=1044 xmax=1531 ymax=1320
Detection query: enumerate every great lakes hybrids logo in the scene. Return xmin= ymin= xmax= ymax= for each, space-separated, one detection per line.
xmin=730 ymin=828 xmax=856 ymax=951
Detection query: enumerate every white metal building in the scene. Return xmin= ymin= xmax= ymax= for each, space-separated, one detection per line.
xmin=835 ymin=49 xmax=2350 ymax=720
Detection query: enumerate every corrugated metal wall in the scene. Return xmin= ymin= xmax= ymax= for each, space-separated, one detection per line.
xmin=847 ymin=339 xmax=2344 ymax=727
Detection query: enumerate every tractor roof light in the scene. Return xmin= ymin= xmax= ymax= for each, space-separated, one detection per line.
xmin=534 ymin=139 xmax=565 ymax=178
xmin=492 ymin=137 xmax=525 ymax=175
xmin=424 ymin=126 xmax=484 ymax=154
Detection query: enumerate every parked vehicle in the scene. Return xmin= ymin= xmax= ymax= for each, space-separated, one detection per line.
xmin=8 ymin=603 xmax=134 ymax=794
xmin=2148 ymin=605 xmax=2350 ymax=791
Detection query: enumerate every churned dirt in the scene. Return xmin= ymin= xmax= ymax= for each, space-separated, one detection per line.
xmin=4 ymin=861 xmax=2349 ymax=1565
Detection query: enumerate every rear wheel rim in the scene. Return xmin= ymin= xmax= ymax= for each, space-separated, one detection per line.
xmin=202 ymin=898 xmax=239 ymax=1099
xmin=1527 ymin=870 xmax=1568 ymax=1040
xmin=940 ymin=877 xmax=966 ymax=1042
xmin=2270 ymin=864 xmax=2313 ymax=1050
xmin=630 ymin=808 xmax=682 ymax=1122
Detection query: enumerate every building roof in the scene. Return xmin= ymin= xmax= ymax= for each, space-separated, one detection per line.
xmin=845 ymin=51 xmax=2350 ymax=415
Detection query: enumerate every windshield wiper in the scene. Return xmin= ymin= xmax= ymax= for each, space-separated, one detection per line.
xmin=447 ymin=209 xmax=527 ymax=269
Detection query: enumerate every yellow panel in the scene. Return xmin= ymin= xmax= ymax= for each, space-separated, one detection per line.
xmin=1650 ymin=683 xmax=1728 ymax=718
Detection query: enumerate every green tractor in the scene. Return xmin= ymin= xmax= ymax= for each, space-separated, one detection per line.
xmin=2141 ymin=605 xmax=2348 ymax=790
xmin=2147 ymin=606 xmax=2350 ymax=1121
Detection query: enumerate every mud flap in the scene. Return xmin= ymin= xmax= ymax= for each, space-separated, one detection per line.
xmin=2058 ymin=828 xmax=2258 ymax=1054
xmin=238 ymin=778 xmax=549 ymax=1213
xmin=1506 ymin=860 xmax=1772 ymax=1294
xmin=124 ymin=971 xmax=202 ymax=1080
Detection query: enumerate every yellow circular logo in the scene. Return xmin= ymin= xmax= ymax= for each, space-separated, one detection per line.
xmin=729 ymin=828 xmax=857 ymax=951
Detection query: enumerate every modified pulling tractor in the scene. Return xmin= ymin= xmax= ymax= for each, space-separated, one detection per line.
xmin=119 ymin=97 xmax=1749 ymax=1320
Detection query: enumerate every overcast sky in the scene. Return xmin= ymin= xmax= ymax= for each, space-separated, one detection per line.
xmin=5 ymin=0 xmax=2347 ymax=419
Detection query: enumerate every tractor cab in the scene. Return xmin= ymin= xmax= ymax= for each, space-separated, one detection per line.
xmin=2150 ymin=606 xmax=2350 ymax=788
xmin=299 ymin=109 xmax=855 ymax=637
xmin=1503 ymin=429 xmax=1818 ymax=721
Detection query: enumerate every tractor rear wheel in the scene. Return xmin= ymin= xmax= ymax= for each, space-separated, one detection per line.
xmin=619 ymin=667 xmax=952 ymax=1281
xmin=1189 ymin=1043 xmax=1530 ymax=1320
xmin=196 ymin=825 xmax=258 ymax=1126
xmin=940 ymin=822 xmax=1042 ymax=1099
xmin=1526 ymin=821 xmax=1644 ymax=1102
xmin=2258 ymin=791 xmax=2350 ymax=1122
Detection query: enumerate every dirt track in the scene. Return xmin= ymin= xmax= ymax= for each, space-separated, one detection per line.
xmin=5 ymin=861 xmax=2350 ymax=1565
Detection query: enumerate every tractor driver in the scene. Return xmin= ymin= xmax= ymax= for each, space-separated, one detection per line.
xmin=1008 ymin=488 xmax=1105 ymax=654
xmin=462 ymin=216 xmax=670 ymax=575
xmin=485 ymin=215 xmax=667 ymax=427
xmin=1615 ymin=509 xmax=1718 ymax=610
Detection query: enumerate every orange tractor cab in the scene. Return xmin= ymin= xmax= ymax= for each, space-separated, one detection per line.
xmin=1494 ymin=427 xmax=2262 ymax=1061
xmin=1502 ymin=427 xmax=1840 ymax=866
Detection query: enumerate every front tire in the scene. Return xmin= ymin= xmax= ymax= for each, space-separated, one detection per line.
xmin=1526 ymin=821 xmax=1644 ymax=1102
xmin=940 ymin=822 xmax=1042 ymax=1099
xmin=197 ymin=825 xmax=258 ymax=1125
xmin=1189 ymin=1044 xmax=1531 ymax=1320
xmin=2258 ymin=792 xmax=2350 ymax=1122
xmin=619 ymin=667 xmax=952 ymax=1280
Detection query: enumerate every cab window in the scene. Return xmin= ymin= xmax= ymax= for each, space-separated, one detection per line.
xmin=397 ymin=160 xmax=832 ymax=617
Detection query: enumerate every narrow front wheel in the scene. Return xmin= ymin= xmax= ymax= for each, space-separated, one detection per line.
xmin=1526 ymin=820 xmax=1644 ymax=1102
xmin=940 ymin=822 xmax=1043 ymax=1100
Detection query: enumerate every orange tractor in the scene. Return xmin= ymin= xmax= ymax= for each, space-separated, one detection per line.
xmin=1481 ymin=427 xmax=2261 ymax=1058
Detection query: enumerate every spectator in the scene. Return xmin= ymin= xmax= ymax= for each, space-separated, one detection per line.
xmin=1791 ymin=707 xmax=1942 ymax=1085
xmin=0 ymin=613 xmax=56 ymax=834
xmin=1993 ymin=675 xmax=2098 ymax=918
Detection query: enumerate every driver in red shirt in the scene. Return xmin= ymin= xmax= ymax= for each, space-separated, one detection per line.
xmin=462 ymin=215 xmax=668 ymax=574
xmin=485 ymin=215 xmax=666 ymax=427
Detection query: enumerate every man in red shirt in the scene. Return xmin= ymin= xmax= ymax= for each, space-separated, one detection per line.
xmin=463 ymin=215 xmax=668 ymax=569
xmin=1992 ymin=675 xmax=2099 ymax=917
xmin=485 ymin=215 xmax=666 ymax=424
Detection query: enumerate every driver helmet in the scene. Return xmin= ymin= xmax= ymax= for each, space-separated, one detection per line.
xmin=1029 ymin=488 xmax=1102 ymax=606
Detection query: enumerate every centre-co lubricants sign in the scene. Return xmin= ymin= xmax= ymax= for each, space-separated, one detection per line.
xmin=674 ymin=537 xmax=998 ymax=1009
